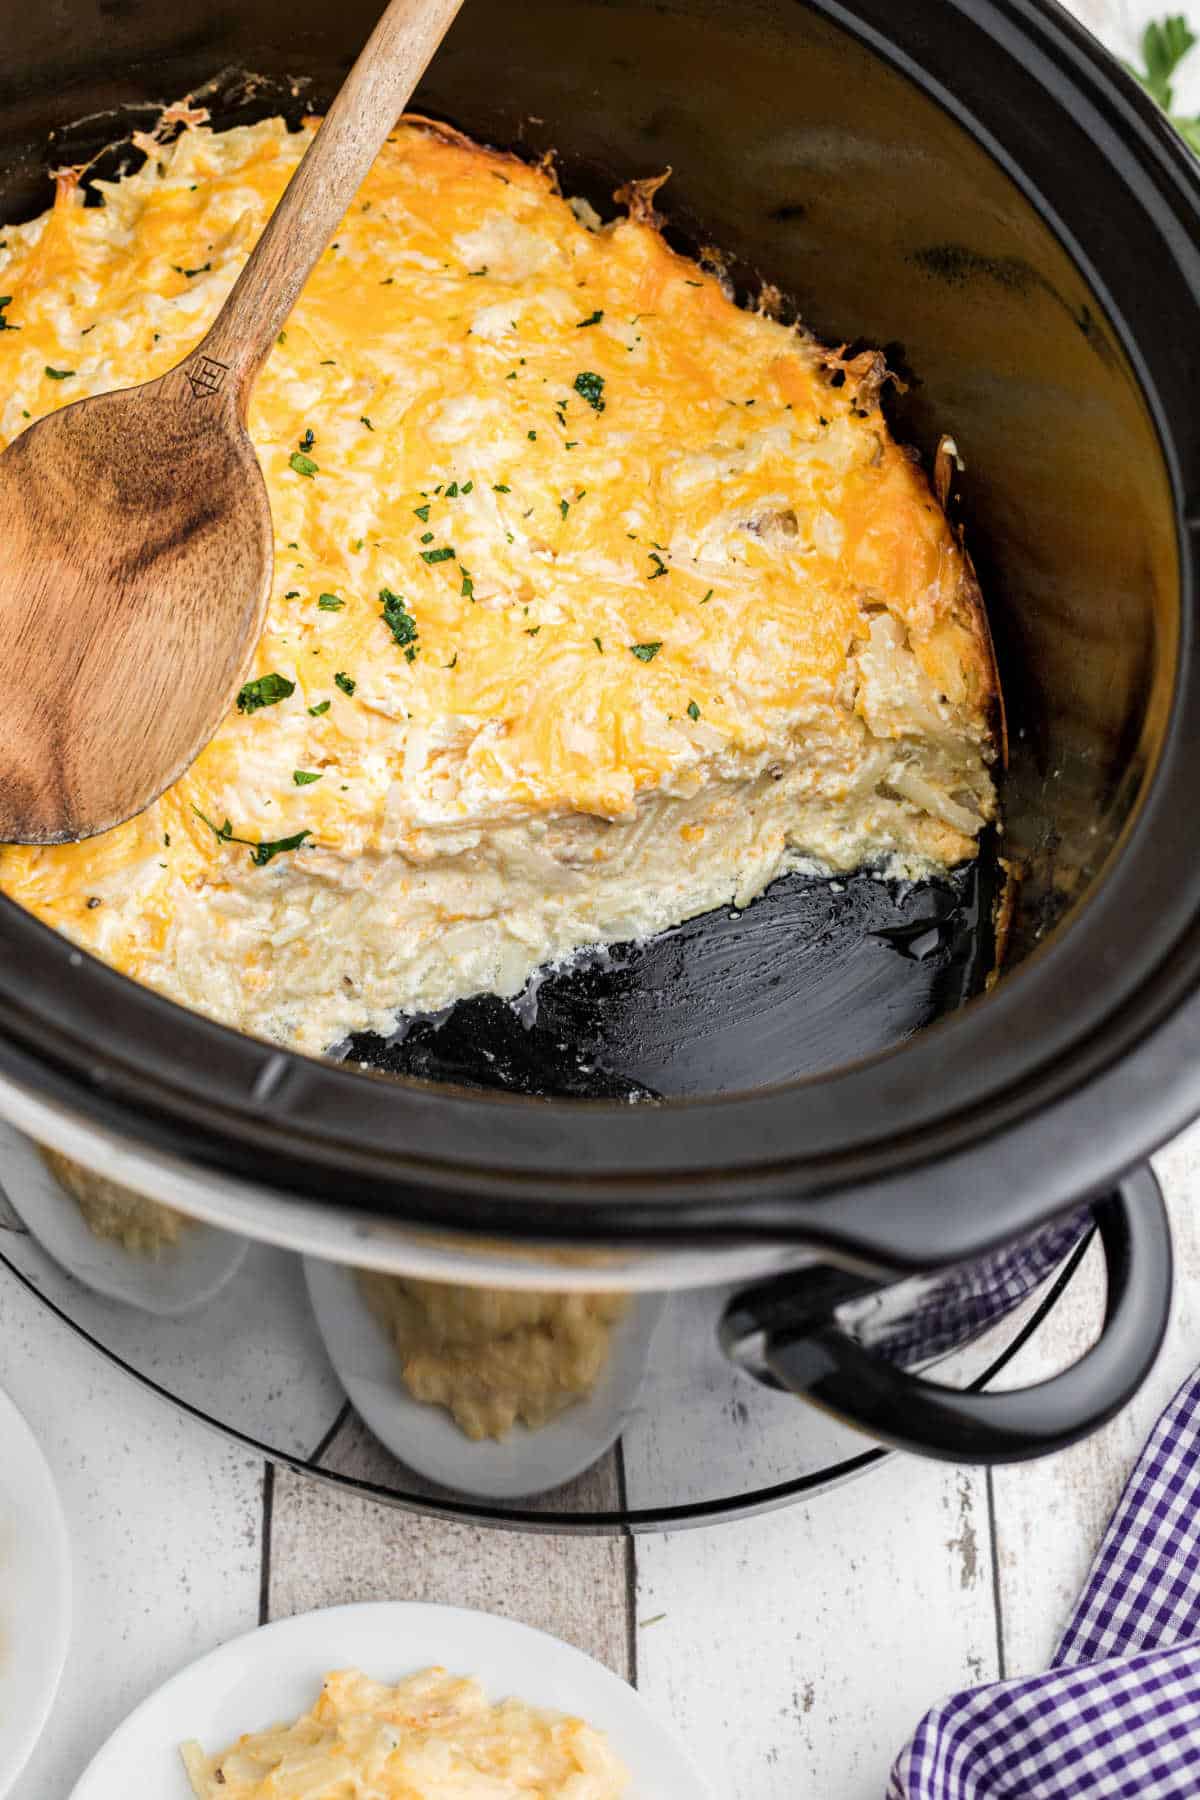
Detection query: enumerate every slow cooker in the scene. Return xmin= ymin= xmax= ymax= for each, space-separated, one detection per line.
xmin=0 ymin=0 xmax=1196 ymax=1513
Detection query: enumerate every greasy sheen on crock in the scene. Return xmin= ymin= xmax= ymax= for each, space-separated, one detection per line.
xmin=0 ymin=116 xmax=997 ymax=1053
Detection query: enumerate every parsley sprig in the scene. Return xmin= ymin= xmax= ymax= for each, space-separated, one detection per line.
xmin=192 ymin=808 xmax=311 ymax=867
xmin=1127 ymin=15 xmax=1200 ymax=149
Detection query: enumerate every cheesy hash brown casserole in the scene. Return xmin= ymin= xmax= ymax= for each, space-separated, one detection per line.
xmin=0 ymin=117 xmax=997 ymax=1054
xmin=181 ymin=1664 xmax=629 ymax=1797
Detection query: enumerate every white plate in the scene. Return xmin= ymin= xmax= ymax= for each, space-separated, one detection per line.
xmin=0 ymin=1387 xmax=72 ymax=1797
xmin=0 ymin=1125 xmax=247 ymax=1317
xmin=69 ymin=1600 xmax=707 ymax=1797
xmin=304 ymin=1258 xmax=666 ymax=1500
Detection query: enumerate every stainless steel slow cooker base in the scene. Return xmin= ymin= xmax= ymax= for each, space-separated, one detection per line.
xmin=0 ymin=1160 xmax=1093 ymax=1531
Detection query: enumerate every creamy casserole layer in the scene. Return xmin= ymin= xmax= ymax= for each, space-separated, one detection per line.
xmin=0 ymin=116 xmax=996 ymax=1054
xmin=181 ymin=1664 xmax=629 ymax=1797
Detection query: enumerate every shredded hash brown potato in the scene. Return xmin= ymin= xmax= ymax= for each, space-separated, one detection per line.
xmin=0 ymin=116 xmax=996 ymax=1053
xmin=360 ymin=1273 xmax=629 ymax=1439
xmin=180 ymin=1664 xmax=630 ymax=1797
xmin=38 ymin=1146 xmax=188 ymax=1256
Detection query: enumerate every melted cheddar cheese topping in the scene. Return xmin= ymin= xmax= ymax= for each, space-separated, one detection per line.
xmin=0 ymin=118 xmax=996 ymax=1052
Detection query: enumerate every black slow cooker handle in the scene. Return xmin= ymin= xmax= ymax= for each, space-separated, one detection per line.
xmin=720 ymin=1168 xmax=1171 ymax=1464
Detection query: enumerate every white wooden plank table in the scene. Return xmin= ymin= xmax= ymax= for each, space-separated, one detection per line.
xmin=2 ymin=3 xmax=1195 ymax=1795
xmin=3 ymin=1118 xmax=1197 ymax=1800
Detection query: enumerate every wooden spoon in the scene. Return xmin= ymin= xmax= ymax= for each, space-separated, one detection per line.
xmin=0 ymin=0 xmax=464 ymax=845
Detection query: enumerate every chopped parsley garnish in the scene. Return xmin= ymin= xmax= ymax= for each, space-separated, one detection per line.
xmin=249 ymin=831 xmax=311 ymax=867
xmin=360 ymin=415 xmax=374 ymax=431
xmin=309 ymin=700 xmax=331 ymax=716
xmin=629 ymin=641 xmax=662 ymax=662
xmin=334 ymin=671 xmax=356 ymax=695
xmin=414 ymin=504 xmax=431 ymax=521
xmin=559 ymin=499 xmax=570 ymax=519
xmin=446 ymin=652 xmax=458 ymax=669
xmin=192 ymin=807 xmax=311 ymax=867
xmin=380 ymin=586 xmax=419 ymax=660
xmin=461 ymin=480 xmax=473 ymax=494
xmin=293 ymin=769 xmax=322 ymax=785
xmin=526 ymin=625 xmax=541 ymax=636
xmin=576 ymin=309 xmax=604 ymax=327
xmin=445 ymin=480 xmax=459 ymax=497
xmin=192 ymin=809 xmax=236 ymax=845
xmin=565 ymin=440 xmax=578 ymax=449
xmin=684 ymin=278 xmax=703 ymax=287
xmin=493 ymin=483 xmax=510 ymax=493
xmin=0 ymin=296 xmax=18 ymax=332
xmin=687 ymin=699 xmax=701 ymax=721
xmin=284 ymin=589 xmax=300 ymax=599
xmin=420 ymin=546 xmax=455 ymax=564
xmin=573 ymin=371 xmax=606 ymax=411
xmin=648 ymin=551 xmax=669 ymax=579
xmin=527 ymin=430 xmax=537 ymax=441
xmin=700 ymin=588 xmax=714 ymax=604
xmin=44 ymin=366 xmax=74 ymax=380
xmin=289 ymin=450 xmax=319 ymax=477
xmin=593 ymin=636 xmax=603 ymax=653
xmin=317 ymin=593 xmax=344 ymax=611
xmin=172 ymin=262 xmax=211 ymax=278
xmin=236 ymin=672 xmax=295 ymax=713
xmin=461 ymin=570 xmax=474 ymax=599
xmin=420 ymin=530 xmax=434 ymax=544
xmin=299 ymin=427 xmax=315 ymax=452
xmin=468 ymin=266 xmax=489 ymax=276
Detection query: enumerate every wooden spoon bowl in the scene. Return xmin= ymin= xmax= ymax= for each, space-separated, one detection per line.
xmin=0 ymin=366 xmax=271 ymax=842
xmin=0 ymin=0 xmax=463 ymax=846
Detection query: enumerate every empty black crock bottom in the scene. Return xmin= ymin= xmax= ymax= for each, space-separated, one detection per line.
xmin=345 ymin=854 xmax=996 ymax=1101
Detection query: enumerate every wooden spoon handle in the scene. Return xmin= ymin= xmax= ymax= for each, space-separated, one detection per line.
xmin=190 ymin=0 xmax=464 ymax=404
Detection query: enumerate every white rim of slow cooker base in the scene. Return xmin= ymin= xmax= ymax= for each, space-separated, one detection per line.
xmin=0 ymin=1070 xmax=807 ymax=1293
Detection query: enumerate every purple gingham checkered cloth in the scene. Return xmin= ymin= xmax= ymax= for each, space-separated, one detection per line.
xmin=874 ymin=1209 xmax=1091 ymax=1369
xmin=890 ymin=1365 xmax=1200 ymax=1797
